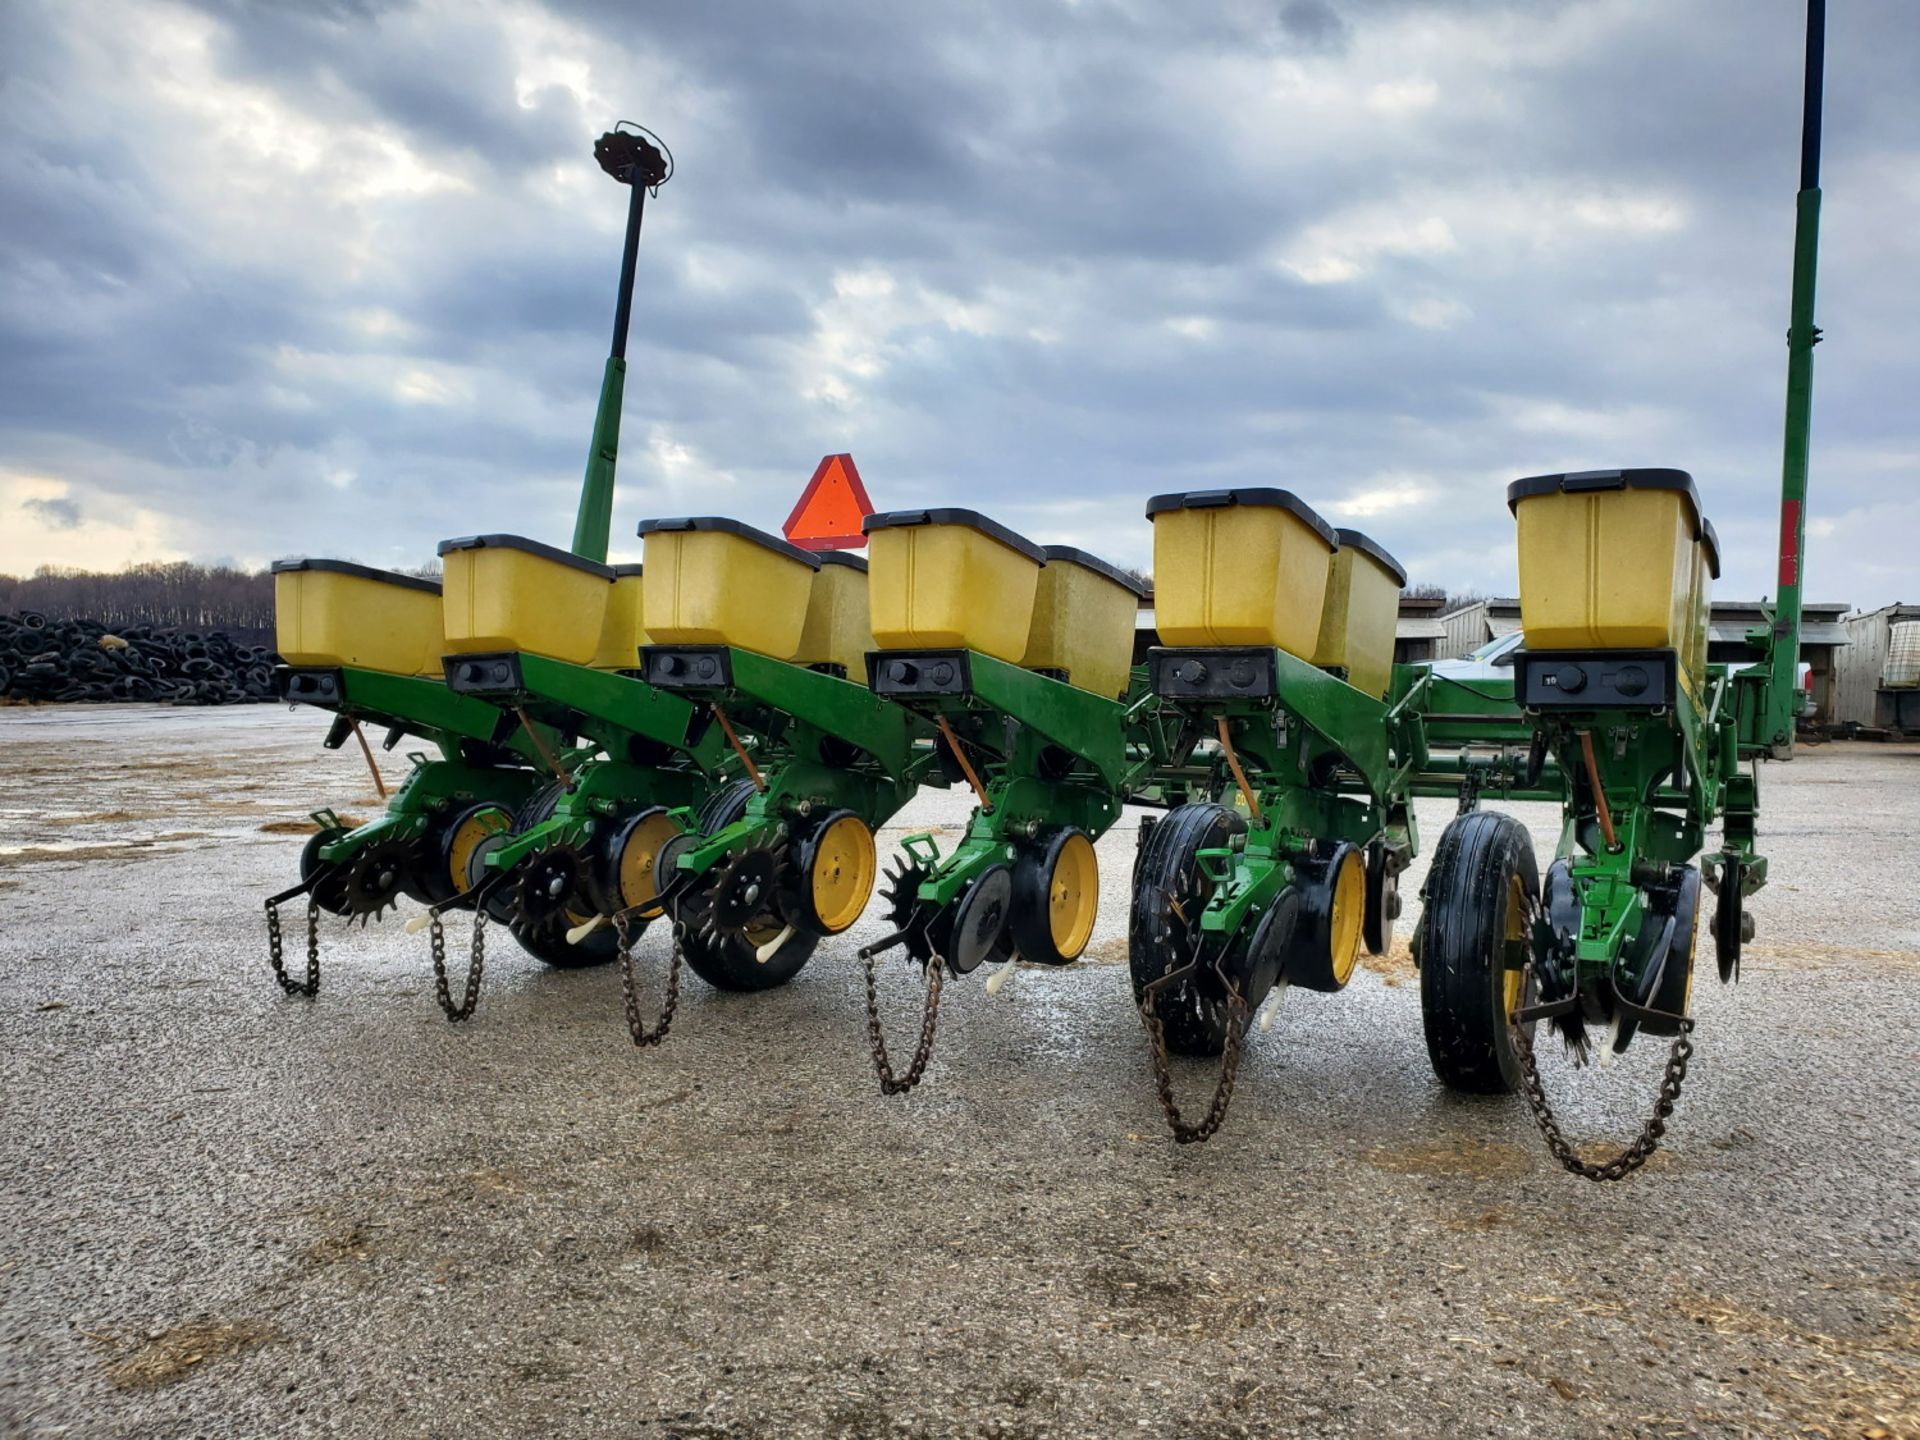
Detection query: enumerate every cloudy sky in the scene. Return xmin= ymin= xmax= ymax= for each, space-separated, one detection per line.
xmin=2 ymin=0 xmax=1915 ymax=604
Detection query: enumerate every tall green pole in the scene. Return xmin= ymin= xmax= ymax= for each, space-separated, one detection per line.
xmin=1763 ymin=0 xmax=1824 ymax=750
xmin=572 ymin=127 xmax=670 ymax=563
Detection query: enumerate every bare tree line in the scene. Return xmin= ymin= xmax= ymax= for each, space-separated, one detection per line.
xmin=0 ymin=561 xmax=277 ymax=630
xmin=0 ymin=559 xmax=444 ymax=631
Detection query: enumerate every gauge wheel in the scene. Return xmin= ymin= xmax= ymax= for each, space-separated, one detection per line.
xmin=1010 ymin=827 xmax=1099 ymax=966
xmin=1283 ymin=842 xmax=1366 ymax=993
xmin=1418 ymin=809 xmax=1540 ymax=1094
xmin=792 ymin=810 xmax=878 ymax=936
xmin=1128 ymin=802 xmax=1250 ymax=1057
xmin=676 ymin=780 xmax=818 ymax=992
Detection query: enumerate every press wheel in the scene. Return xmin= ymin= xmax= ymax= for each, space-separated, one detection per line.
xmin=1418 ymin=809 xmax=1540 ymax=1094
xmin=1010 ymin=827 xmax=1099 ymax=966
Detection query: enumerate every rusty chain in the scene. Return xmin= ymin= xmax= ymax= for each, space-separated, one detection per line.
xmin=428 ymin=908 xmax=486 ymax=1023
xmin=1510 ymin=1005 xmax=1695 ymax=1182
xmin=1139 ymin=974 xmax=1249 ymax=1144
xmin=617 ymin=910 xmax=681 ymax=1047
xmin=264 ymin=894 xmax=321 ymax=997
xmin=864 ymin=951 xmax=945 ymax=1096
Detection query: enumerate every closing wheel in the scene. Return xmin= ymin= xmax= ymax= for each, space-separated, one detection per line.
xmin=299 ymin=828 xmax=353 ymax=915
xmin=1624 ymin=864 xmax=1700 ymax=1045
xmin=1128 ymin=802 xmax=1257 ymax=1057
xmin=792 ymin=810 xmax=877 ymax=936
xmin=676 ymin=781 xmax=819 ymax=992
xmin=505 ymin=782 xmax=619 ymax=970
xmin=1419 ymin=809 xmax=1540 ymax=1094
xmin=1362 ymin=840 xmax=1399 ymax=957
xmin=943 ymin=864 xmax=1013 ymax=975
xmin=1712 ymin=855 xmax=1744 ymax=983
xmin=1284 ymin=842 xmax=1366 ymax=993
xmin=1010 ymin=828 xmax=1099 ymax=966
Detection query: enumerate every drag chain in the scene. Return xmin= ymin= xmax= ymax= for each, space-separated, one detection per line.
xmin=428 ymin=909 xmax=487 ymax=1023
xmin=264 ymin=891 xmax=321 ymax=998
xmin=1510 ymin=1008 xmax=1695 ymax=1182
xmin=1139 ymin=973 xmax=1249 ymax=1145
xmin=617 ymin=910 xmax=681 ymax=1047
xmin=864 ymin=952 xmax=945 ymax=1096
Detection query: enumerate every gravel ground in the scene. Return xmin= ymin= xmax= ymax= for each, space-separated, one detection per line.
xmin=1 ymin=704 xmax=1916 ymax=1439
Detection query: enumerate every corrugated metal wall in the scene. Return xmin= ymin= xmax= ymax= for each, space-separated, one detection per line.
xmin=1832 ymin=605 xmax=1920 ymax=726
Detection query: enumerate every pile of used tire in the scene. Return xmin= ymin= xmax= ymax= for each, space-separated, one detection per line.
xmin=0 ymin=612 xmax=282 ymax=705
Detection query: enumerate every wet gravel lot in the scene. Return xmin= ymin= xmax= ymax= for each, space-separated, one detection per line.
xmin=2 ymin=705 xmax=1916 ymax=1438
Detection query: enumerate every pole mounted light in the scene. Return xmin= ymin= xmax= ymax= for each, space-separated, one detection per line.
xmin=571 ymin=124 xmax=674 ymax=564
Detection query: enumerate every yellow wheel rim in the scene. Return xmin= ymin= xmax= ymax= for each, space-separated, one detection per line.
xmin=1501 ymin=873 xmax=1527 ymax=1020
xmin=445 ymin=806 xmax=509 ymax=895
xmin=809 ymin=814 xmax=876 ymax=935
xmin=1327 ymin=847 xmax=1365 ymax=986
xmin=1046 ymin=830 xmax=1099 ymax=961
xmin=617 ymin=811 xmax=683 ymax=918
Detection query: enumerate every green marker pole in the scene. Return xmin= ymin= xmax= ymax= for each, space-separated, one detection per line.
xmin=572 ymin=127 xmax=670 ymax=563
xmin=1764 ymin=0 xmax=1824 ymax=751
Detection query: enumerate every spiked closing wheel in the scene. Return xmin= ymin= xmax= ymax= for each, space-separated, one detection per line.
xmin=707 ymin=845 xmax=785 ymax=938
xmin=880 ymin=857 xmax=936 ymax=963
xmin=340 ymin=837 xmax=415 ymax=922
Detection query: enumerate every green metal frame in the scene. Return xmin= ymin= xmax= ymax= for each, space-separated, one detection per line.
xmin=645 ymin=646 xmax=948 ymax=885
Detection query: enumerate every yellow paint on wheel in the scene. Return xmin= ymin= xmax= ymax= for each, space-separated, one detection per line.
xmin=617 ymin=810 xmax=683 ymax=918
xmin=1328 ymin=846 xmax=1365 ymax=986
xmin=809 ymin=814 xmax=876 ymax=935
xmin=1045 ymin=830 xmax=1099 ymax=960
xmin=1501 ymin=873 xmax=1527 ymax=1019
xmin=445 ymin=806 xmax=510 ymax=896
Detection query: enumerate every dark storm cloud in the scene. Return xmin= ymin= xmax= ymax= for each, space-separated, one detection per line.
xmin=0 ymin=0 xmax=1914 ymax=600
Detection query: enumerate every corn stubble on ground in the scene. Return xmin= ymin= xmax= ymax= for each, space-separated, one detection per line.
xmin=0 ymin=706 xmax=1916 ymax=1438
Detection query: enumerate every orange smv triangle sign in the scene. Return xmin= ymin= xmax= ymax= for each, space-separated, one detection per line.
xmin=782 ymin=453 xmax=874 ymax=550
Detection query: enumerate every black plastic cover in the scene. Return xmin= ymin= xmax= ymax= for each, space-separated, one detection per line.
xmin=1148 ymin=647 xmax=1278 ymax=701
xmin=1040 ymin=545 xmax=1149 ymax=597
xmin=1332 ymin=529 xmax=1408 ymax=587
xmin=611 ymin=563 xmax=644 ymax=578
xmin=815 ymin=551 xmax=869 ymax=572
xmin=1700 ymin=518 xmax=1721 ymax=579
xmin=270 ymin=557 xmax=441 ymax=595
xmin=443 ymin=652 xmax=527 ymax=697
xmin=635 ymin=516 xmax=820 ymax=569
xmin=1514 ymin=648 xmax=1678 ymax=709
xmin=435 ymin=533 xmax=615 ymax=579
xmin=860 ymin=508 xmax=1046 ymax=564
xmin=866 ymin=649 xmax=973 ymax=698
xmin=1504 ymin=467 xmax=1710 ymax=533
xmin=1142 ymin=488 xmax=1338 ymax=551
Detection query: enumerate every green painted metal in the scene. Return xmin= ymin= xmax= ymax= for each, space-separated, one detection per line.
xmin=570 ymin=357 xmax=626 ymax=564
xmin=646 ymin=647 xmax=946 ymax=886
xmin=1758 ymin=5 xmax=1826 ymax=752
xmin=472 ymin=651 xmax=733 ymax=774
xmin=316 ymin=755 xmax=541 ymax=868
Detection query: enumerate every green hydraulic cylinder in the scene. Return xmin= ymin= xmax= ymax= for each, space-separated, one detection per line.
xmin=1762 ymin=0 xmax=1825 ymax=751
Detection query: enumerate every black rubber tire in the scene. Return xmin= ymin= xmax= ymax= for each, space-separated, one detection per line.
xmin=1419 ymin=809 xmax=1541 ymax=1095
xmin=1128 ymin=802 xmax=1248 ymax=1057
xmin=506 ymin=781 xmax=619 ymax=969
xmin=1636 ymin=864 xmax=1701 ymax=1040
xmin=299 ymin=828 xmax=353 ymax=916
xmin=678 ymin=779 xmax=819 ymax=992
xmin=1008 ymin=827 xmax=1097 ymax=967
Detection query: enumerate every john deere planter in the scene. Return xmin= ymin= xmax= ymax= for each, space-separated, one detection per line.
xmin=260 ymin=122 xmax=677 ymax=1017
xmin=620 ymin=518 xmax=952 ymax=1043
xmin=1131 ymin=492 xmax=1414 ymax=1142
xmin=855 ymin=510 xmax=1186 ymax=1094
